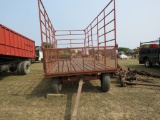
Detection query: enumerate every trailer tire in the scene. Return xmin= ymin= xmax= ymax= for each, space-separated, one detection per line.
xmin=9 ymin=67 xmax=17 ymax=72
xmin=17 ymin=62 xmax=22 ymax=74
xmin=145 ymin=58 xmax=153 ymax=68
xmin=100 ymin=73 xmax=110 ymax=92
xmin=21 ymin=61 xmax=31 ymax=75
xmin=51 ymin=78 xmax=62 ymax=93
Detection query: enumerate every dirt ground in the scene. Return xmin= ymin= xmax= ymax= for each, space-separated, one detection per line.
xmin=0 ymin=58 xmax=160 ymax=120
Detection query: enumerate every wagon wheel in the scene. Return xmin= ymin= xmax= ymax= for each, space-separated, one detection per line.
xmin=17 ymin=62 xmax=22 ymax=74
xmin=100 ymin=73 xmax=110 ymax=92
xmin=51 ymin=77 xmax=62 ymax=93
xmin=21 ymin=61 xmax=31 ymax=75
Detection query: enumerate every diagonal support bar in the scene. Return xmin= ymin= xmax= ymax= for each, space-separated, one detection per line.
xmin=71 ymin=78 xmax=84 ymax=120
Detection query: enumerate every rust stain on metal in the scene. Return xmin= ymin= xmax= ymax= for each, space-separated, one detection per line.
xmin=118 ymin=66 xmax=160 ymax=87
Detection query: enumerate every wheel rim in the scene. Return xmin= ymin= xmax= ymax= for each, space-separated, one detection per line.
xmin=145 ymin=60 xmax=149 ymax=66
xmin=25 ymin=63 xmax=30 ymax=70
xmin=58 ymin=83 xmax=62 ymax=91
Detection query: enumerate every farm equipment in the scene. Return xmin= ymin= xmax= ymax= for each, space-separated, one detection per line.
xmin=0 ymin=24 xmax=35 ymax=75
xmin=119 ymin=67 xmax=160 ymax=87
xmin=38 ymin=1 xmax=117 ymax=118
xmin=38 ymin=0 xmax=117 ymax=93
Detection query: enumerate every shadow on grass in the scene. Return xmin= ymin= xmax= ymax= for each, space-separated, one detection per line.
xmin=0 ymin=71 xmax=22 ymax=81
xmin=110 ymin=77 xmax=124 ymax=88
xmin=26 ymin=78 xmax=102 ymax=98
xmin=24 ymin=78 xmax=103 ymax=120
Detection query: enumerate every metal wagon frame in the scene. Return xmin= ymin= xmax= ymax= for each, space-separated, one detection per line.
xmin=38 ymin=0 xmax=117 ymax=93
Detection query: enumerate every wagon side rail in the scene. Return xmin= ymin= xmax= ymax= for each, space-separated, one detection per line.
xmin=85 ymin=0 xmax=117 ymax=71
xmin=38 ymin=0 xmax=117 ymax=77
xmin=38 ymin=0 xmax=57 ymax=73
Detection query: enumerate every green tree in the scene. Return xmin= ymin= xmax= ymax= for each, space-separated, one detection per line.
xmin=117 ymin=47 xmax=129 ymax=53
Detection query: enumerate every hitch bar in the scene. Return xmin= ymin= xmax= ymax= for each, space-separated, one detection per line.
xmin=71 ymin=78 xmax=84 ymax=120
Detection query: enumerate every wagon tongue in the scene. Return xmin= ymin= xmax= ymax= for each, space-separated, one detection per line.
xmin=72 ymin=78 xmax=84 ymax=120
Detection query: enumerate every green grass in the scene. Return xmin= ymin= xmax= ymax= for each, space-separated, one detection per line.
xmin=0 ymin=59 xmax=160 ymax=120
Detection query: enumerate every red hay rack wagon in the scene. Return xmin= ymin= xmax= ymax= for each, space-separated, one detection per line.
xmin=38 ymin=0 xmax=117 ymax=93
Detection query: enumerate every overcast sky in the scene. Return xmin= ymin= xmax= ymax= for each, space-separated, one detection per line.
xmin=0 ymin=0 xmax=160 ymax=49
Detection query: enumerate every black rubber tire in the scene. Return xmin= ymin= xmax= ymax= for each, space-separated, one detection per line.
xmin=100 ymin=73 xmax=110 ymax=92
xmin=145 ymin=58 xmax=153 ymax=68
xmin=20 ymin=61 xmax=31 ymax=75
xmin=17 ymin=62 xmax=22 ymax=74
xmin=51 ymin=78 xmax=62 ymax=93
xmin=9 ymin=67 xmax=17 ymax=72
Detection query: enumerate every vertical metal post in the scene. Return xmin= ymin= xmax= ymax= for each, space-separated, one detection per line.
xmin=114 ymin=0 xmax=117 ymax=68
xmin=70 ymin=31 xmax=72 ymax=48
xmin=82 ymin=48 xmax=84 ymax=71
xmin=87 ymin=28 xmax=89 ymax=48
xmin=38 ymin=0 xmax=46 ymax=74
xmin=97 ymin=17 xmax=100 ymax=61
xmin=91 ymin=25 xmax=93 ymax=47
xmin=70 ymin=31 xmax=72 ymax=71
xmin=38 ymin=0 xmax=44 ymax=47
xmin=93 ymin=47 xmax=95 ymax=70
xmin=48 ymin=20 xmax=51 ymax=47
xmin=72 ymin=78 xmax=84 ymax=120
xmin=84 ymin=30 xmax=86 ymax=71
xmin=54 ymin=29 xmax=57 ymax=48
xmin=48 ymin=19 xmax=52 ymax=68
xmin=84 ymin=30 xmax=86 ymax=48
xmin=44 ymin=10 xmax=48 ymax=48
xmin=91 ymin=25 xmax=94 ymax=62
xmin=103 ymin=11 xmax=107 ymax=69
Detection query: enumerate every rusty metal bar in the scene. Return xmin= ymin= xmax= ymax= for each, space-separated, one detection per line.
xmin=99 ymin=39 xmax=115 ymax=44
xmin=105 ymin=29 xmax=115 ymax=35
xmin=56 ymin=38 xmax=84 ymax=40
xmin=57 ymin=43 xmax=84 ymax=45
xmin=72 ymin=78 xmax=84 ymax=120
xmin=56 ymin=34 xmax=84 ymax=36
xmin=125 ymin=81 xmax=160 ymax=87
xmin=56 ymin=30 xmax=84 ymax=32
xmin=86 ymin=0 xmax=113 ymax=29
xmin=114 ymin=0 xmax=117 ymax=68
xmin=103 ymin=11 xmax=107 ymax=69
xmin=85 ymin=33 xmax=97 ymax=38
xmin=84 ymin=30 xmax=86 ymax=48
xmin=82 ymin=48 xmax=84 ymax=71
xmin=98 ymin=19 xmax=114 ymax=31
xmin=93 ymin=9 xmax=114 ymax=31
xmin=87 ymin=28 xmax=89 ymax=48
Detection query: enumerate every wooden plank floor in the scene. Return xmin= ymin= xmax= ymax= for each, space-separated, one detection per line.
xmin=48 ymin=58 xmax=116 ymax=75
